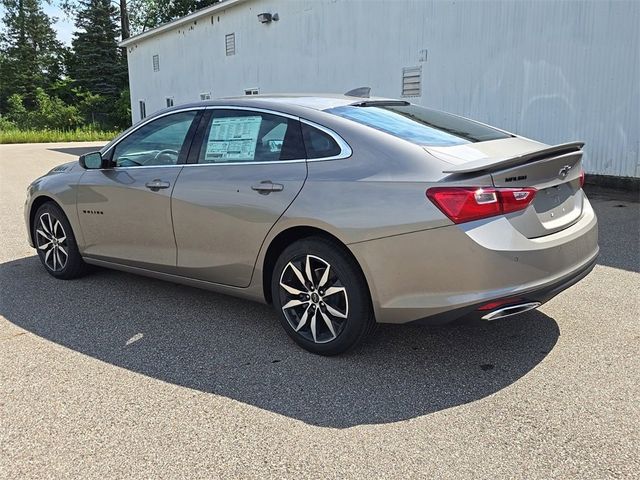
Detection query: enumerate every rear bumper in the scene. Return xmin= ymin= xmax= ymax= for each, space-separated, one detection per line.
xmin=408 ymin=251 xmax=597 ymax=325
xmin=349 ymin=196 xmax=598 ymax=324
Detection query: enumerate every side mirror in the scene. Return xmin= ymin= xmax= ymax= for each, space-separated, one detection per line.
xmin=79 ymin=151 xmax=104 ymax=169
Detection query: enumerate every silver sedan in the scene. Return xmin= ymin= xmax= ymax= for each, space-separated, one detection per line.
xmin=25 ymin=94 xmax=598 ymax=355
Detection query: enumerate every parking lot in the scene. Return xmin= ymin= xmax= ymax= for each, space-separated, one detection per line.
xmin=1 ymin=142 xmax=638 ymax=479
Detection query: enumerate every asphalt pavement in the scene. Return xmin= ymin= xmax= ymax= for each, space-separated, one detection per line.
xmin=1 ymin=142 xmax=638 ymax=479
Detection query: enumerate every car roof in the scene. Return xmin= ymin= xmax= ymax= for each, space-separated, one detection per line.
xmin=172 ymin=94 xmax=404 ymax=113
xmin=223 ymin=94 xmax=359 ymax=110
xmin=101 ymin=94 xmax=400 ymax=155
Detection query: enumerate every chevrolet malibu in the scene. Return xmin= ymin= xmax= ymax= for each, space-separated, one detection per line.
xmin=25 ymin=94 xmax=598 ymax=355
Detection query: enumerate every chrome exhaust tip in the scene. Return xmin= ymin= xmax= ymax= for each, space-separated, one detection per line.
xmin=481 ymin=302 xmax=541 ymax=321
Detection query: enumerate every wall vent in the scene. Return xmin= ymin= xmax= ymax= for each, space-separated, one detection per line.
xmin=225 ymin=33 xmax=236 ymax=56
xmin=152 ymin=54 xmax=160 ymax=72
xmin=401 ymin=66 xmax=422 ymax=97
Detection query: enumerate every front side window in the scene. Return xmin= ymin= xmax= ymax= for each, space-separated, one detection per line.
xmin=198 ymin=110 xmax=305 ymax=163
xmin=112 ymin=111 xmax=198 ymax=167
xmin=326 ymin=104 xmax=511 ymax=147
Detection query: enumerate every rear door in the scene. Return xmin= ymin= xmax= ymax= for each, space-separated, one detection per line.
xmin=171 ymin=108 xmax=308 ymax=287
xmin=77 ymin=110 xmax=201 ymax=272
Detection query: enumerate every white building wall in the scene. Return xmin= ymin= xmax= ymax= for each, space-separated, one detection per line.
xmin=124 ymin=0 xmax=640 ymax=178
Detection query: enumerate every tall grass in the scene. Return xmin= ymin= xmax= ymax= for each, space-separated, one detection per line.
xmin=0 ymin=127 xmax=120 ymax=144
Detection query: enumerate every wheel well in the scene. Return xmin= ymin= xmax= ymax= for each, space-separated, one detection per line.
xmin=29 ymin=196 xmax=58 ymax=236
xmin=261 ymin=226 xmax=370 ymax=305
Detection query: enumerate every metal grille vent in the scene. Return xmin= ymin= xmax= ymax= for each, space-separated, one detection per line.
xmin=225 ymin=33 xmax=236 ymax=56
xmin=401 ymin=66 xmax=422 ymax=97
xmin=152 ymin=54 xmax=160 ymax=72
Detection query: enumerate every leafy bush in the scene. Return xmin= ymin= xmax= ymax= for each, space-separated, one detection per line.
xmin=5 ymin=88 xmax=83 ymax=130
xmin=0 ymin=114 xmax=17 ymax=130
xmin=0 ymin=87 xmax=124 ymax=143
xmin=5 ymin=94 xmax=29 ymax=127
xmin=112 ymin=88 xmax=132 ymax=130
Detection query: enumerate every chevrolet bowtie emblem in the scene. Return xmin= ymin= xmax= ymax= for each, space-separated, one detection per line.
xmin=558 ymin=165 xmax=573 ymax=178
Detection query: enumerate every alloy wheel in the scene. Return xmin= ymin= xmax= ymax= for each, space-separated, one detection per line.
xmin=35 ymin=212 xmax=68 ymax=272
xmin=279 ymin=254 xmax=349 ymax=344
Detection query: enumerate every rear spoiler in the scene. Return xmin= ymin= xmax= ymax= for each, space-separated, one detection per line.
xmin=441 ymin=141 xmax=584 ymax=174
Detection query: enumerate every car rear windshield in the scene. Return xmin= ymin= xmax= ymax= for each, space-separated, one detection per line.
xmin=326 ymin=104 xmax=511 ymax=147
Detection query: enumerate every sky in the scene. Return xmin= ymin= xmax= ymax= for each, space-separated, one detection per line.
xmin=0 ymin=3 xmax=75 ymax=46
xmin=43 ymin=4 xmax=75 ymax=45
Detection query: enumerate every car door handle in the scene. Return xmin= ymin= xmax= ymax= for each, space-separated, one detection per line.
xmin=145 ymin=179 xmax=171 ymax=191
xmin=251 ymin=181 xmax=284 ymax=194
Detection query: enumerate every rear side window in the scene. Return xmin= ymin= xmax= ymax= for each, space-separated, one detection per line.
xmin=198 ymin=110 xmax=306 ymax=163
xmin=301 ymin=123 xmax=341 ymax=159
xmin=326 ymin=104 xmax=511 ymax=147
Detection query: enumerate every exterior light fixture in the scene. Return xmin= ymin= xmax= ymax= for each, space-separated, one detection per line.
xmin=257 ymin=12 xmax=279 ymax=23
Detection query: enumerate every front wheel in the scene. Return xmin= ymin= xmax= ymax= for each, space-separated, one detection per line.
xmin=271 ymin=237 xmax=375 ymax=355
xmin=33 ymin=202 xmax=89 ymax=279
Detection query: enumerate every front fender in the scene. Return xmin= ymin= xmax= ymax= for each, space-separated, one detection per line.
xmin=25 ymin=170 xmax=85 ymax=248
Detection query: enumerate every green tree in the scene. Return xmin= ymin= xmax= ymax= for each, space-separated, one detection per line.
xmin=68 ymin=0 xmax=129 ymax=127
xmin=0 ymin=0 xmax=65 ymax=110
xmin=69 ymin=0 xmax=126 ymax=98
xmin=128 ymin=0 xmax=220 ymax=33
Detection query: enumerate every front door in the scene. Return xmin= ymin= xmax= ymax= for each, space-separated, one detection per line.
xmin=76 ymin=110 xmax=200 ymax=272
xmin=171 ymin=108 xmax=308 ymax=287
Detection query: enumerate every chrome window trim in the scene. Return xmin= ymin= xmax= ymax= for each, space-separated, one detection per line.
xmin=89 ymin=164 xmax=185 ymax=172
xmin=113 ymin=164 xmax=184 ymax=171
xmin=204 ymin=105 xmax=300 ymax=121
xmin=99 ymin=105 xmax=352 ymax=170
xmin=184 ymin=159 xmax=307 ymax=167
xmin=300 ymin=118 xmax=353 ymax=161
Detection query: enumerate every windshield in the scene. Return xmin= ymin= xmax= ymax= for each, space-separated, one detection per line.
xmin=326 ymin=104 xmax=511 ymax=147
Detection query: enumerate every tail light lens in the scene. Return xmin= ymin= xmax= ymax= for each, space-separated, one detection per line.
xmin=477 ymin=297 xmax=523 ymax=311
xmin=427 ymin=187 xmax=537 ymax=224
xmin=579 ymin=168 xmax=585 ymax=188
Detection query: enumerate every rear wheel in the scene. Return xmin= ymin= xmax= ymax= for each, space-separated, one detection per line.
xmin=271 ymin=237 xmax=375 ymax=355
xmin=33 ymin=202 xmax=89 ymax=279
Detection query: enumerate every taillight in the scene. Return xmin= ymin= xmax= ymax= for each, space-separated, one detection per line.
xmin=477 ymin=297 xmax=523 ymax=311
xmin=427 ymin=187 xmax=537 ymax=224
xmin=579 ymin=168 xmax=585 ymax=188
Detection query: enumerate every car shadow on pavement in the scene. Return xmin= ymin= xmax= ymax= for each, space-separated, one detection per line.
xmin=1 ymin=256 xmax=559 ymax=428
xmin=47 ymin=146 xmax=106 ymax=157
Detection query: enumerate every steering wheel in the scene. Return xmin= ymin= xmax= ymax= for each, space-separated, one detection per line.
xmin=117 ymin=157 xmax=144 ymax=167
xmin=153 ymin=149 xmax=179 ymax=164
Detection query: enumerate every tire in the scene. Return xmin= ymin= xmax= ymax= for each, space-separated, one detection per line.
xmin=271 ymin=236 xmax=375 ymax=355
xmin=32 ymin=202 xmax=89 ymax=279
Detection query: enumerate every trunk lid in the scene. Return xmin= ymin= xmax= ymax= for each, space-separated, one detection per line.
xmin=428 ymin=138 xmax=585 ymax=238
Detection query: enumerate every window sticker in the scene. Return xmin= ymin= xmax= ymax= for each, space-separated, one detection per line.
xmin=205 ymin=116 xmax=262 ymax=162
